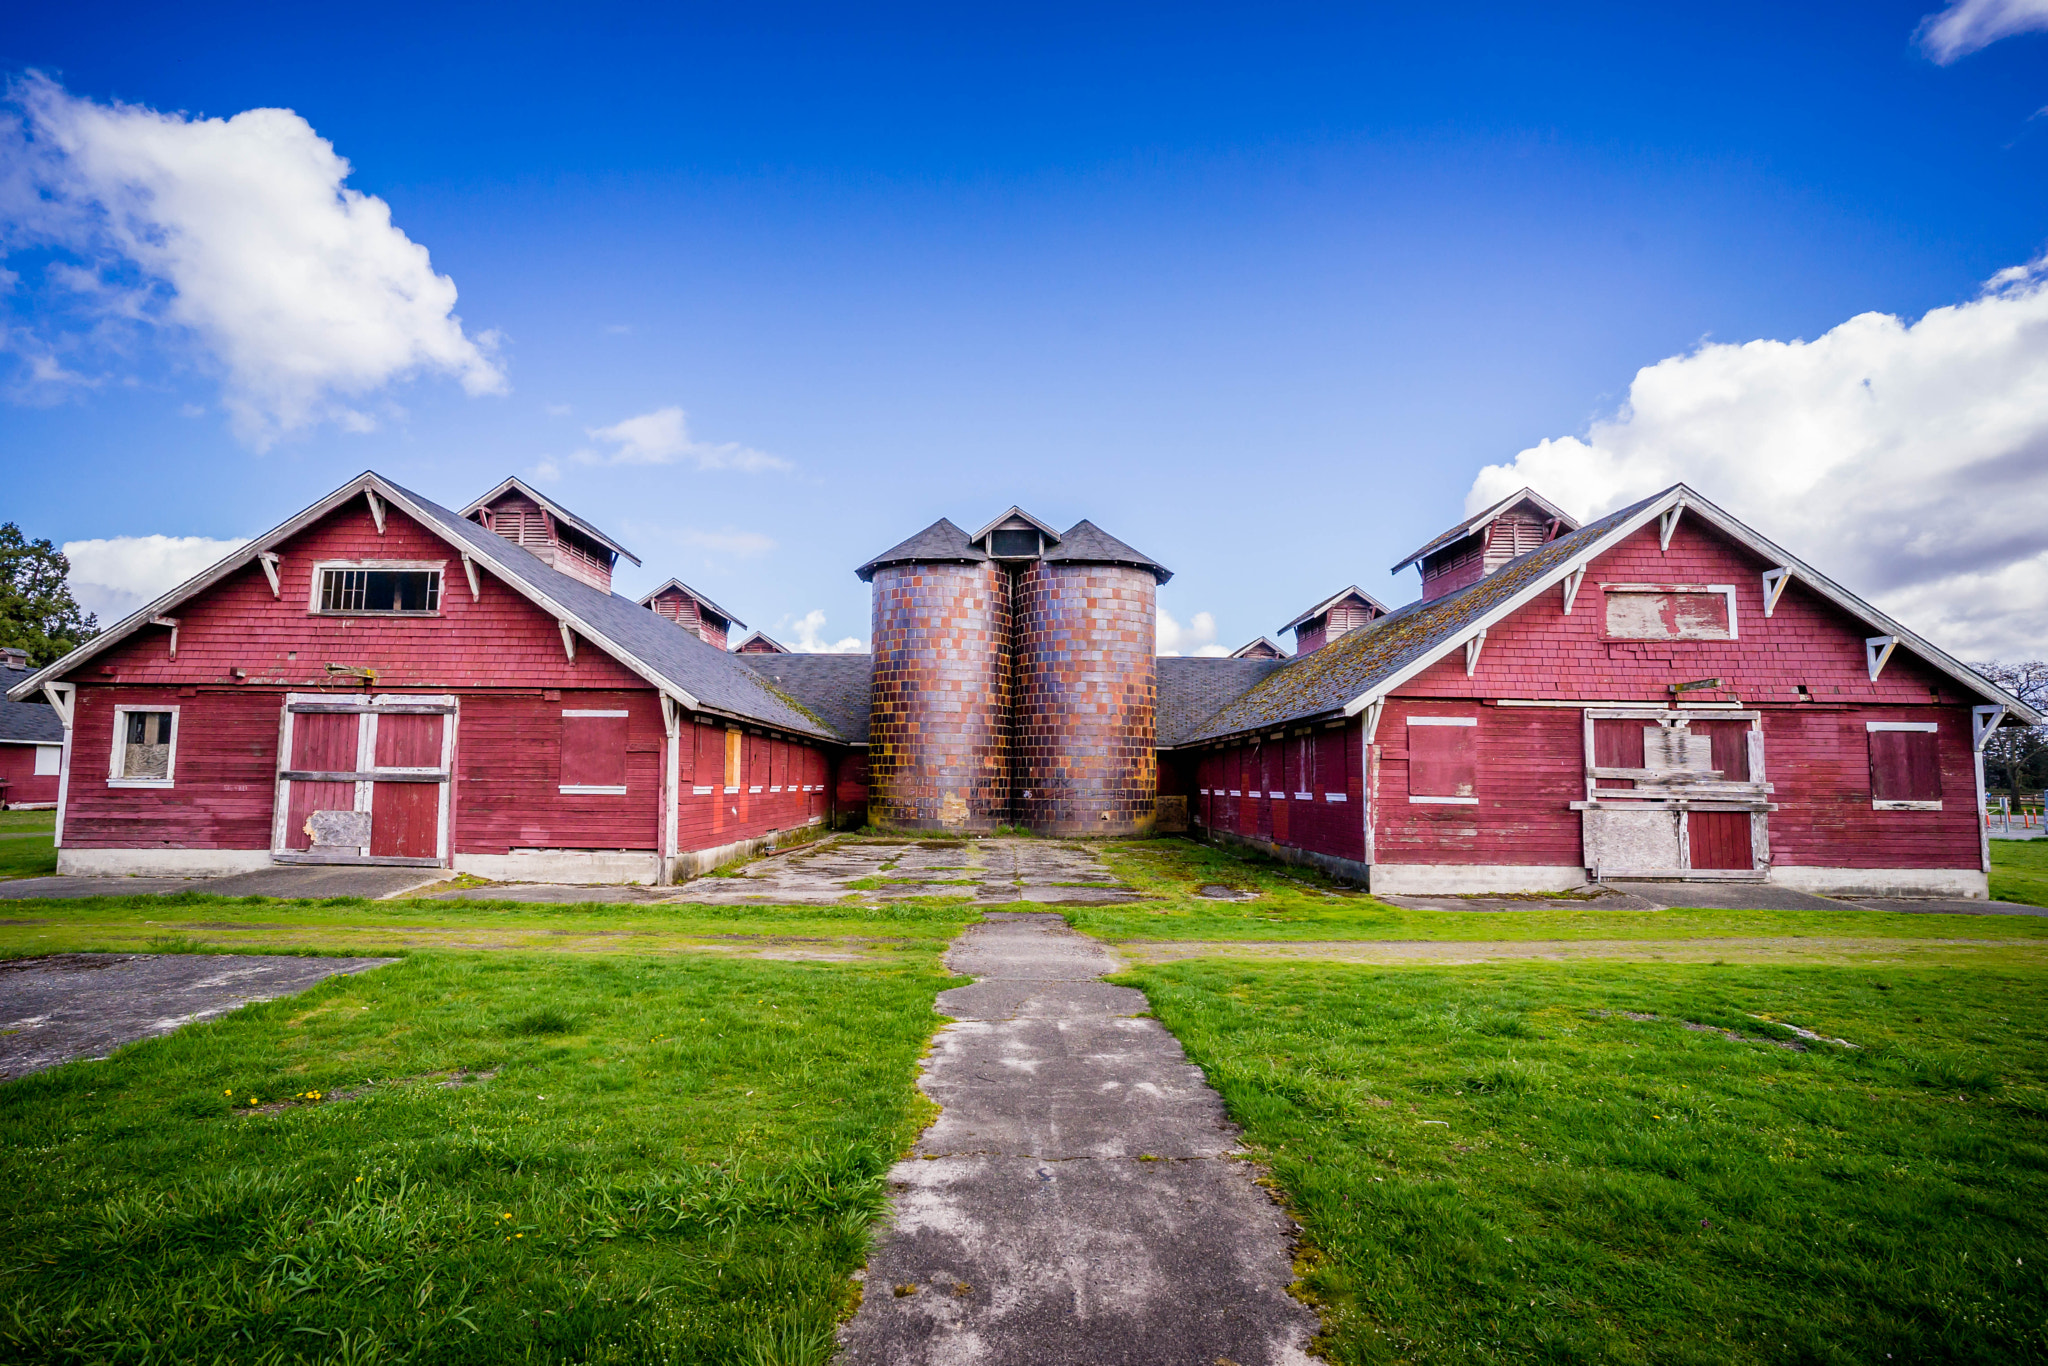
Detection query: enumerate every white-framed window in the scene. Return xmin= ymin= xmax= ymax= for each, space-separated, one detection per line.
xmin=310 ymin=561 xmax=444 ymax=615
xmin=1867 ymin=720 xmax=1942 ymax=811
xmin=560 ymin=709 xmax=630 ymax=795
xmin=33 ymin=745 xmax=60 ymax=777
xmin=1407 ymin=714 xmax=1479 ymax=804
xmin=1602 ymin=583 xmax=1739 ymax=641
xmin=109 ymin=705 xmax=179 ymax=787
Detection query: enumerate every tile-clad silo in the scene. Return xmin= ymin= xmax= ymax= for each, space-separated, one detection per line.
xmin=857 ymin=520 xmax=1013 ymax=831
xmin=1011 ymin=521 xmax=1170 ymax=835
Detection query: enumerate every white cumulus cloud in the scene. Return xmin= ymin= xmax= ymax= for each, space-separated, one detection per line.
xmin=63 ymin=533 xmax=250 ymax=625
xmin=1916 ymin=0 xmax=2048 ymax=62
xmin=1158 ymin=608 xmax=1229 ymax=657
xmin=574 ymin=406 xmax=790 ymax=472
xmin=1 ymin=74 xmax=504 ymax=446
xmin=782 ymin=610 xmax=865 ymax=653
xmin=1468 ymin=254 xmax=2048 ymax=660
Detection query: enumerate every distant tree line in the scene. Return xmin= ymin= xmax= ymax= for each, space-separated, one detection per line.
xmin=1972 ymin=660 xmax=2048 ymax=799
xmin=0 ymin=523 xmax=97 ymax=676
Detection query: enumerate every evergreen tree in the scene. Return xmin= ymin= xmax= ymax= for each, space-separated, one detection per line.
xmin=0 ymin=523 xmax=98 ymax=668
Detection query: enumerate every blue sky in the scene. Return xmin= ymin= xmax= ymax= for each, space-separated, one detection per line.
xmin=5 ymin=1 xmax=2048 ymax=656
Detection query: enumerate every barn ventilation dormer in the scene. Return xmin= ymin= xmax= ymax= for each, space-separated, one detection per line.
xmin=639 ymin=578 xmax=743 ymax=650
xmin=1278 ymin=586 xmax=1391 ymax=657
xmin=969 ymin=507 xmax=1062 ymax=561
xmin=462 ymin=477 xmax=641 ymax=594
xmin=1391 ymin=487 xmax=1578 ymax=603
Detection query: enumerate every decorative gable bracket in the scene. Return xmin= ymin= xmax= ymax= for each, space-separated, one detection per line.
xmin=40 ymin=681 xmax=75 ymax=729
xmin=1465 ymin=629 xmax=1487 ymax=678
xmin=1658 ymin=502 xmax=1685 ymax=553
xmin=1974 ymin=705 xmax=2007 ymax=752
xmin=1561 ymin=566 xmax=1587 ymax=615
xmin=151 ymin=615 xmax=181 ymax=659
xmin=1360 ymin=698 xmax=1384 ymax=744
xmin=257 ymin=552 xmax=282 ymax=599
xmin=1866 ymin=635 xmax=1899 ymax=682
xmin=365 ymin=488 xmax=387 ymax=534
xmin=460 ymin=553 xmax=481 ymax=602
xmin=1761 ymin=567 xmax=1791 ymax=618
xmin=559 ymin=621 xmax=578 ymax=662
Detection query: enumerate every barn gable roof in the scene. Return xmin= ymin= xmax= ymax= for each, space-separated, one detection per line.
xmin=461 ymin=476 xmax=642 ymax=566
xmin=1176 ymin=483 xmax=2042 ymax=745
xmin=738 ymin=653 xmax=874 ymax=744
xmin=1277 ymin=585 xmax=1391 ymax=635
xmin=6 ymin=472 xmax=840 ymax=742
xmin=638 ymin=578 xmax=745 ymax=630
xmin=1158 ymin=655 xmax=1288 ymax=746
xmin=0 ymin=696 xmax=63 ymax=744
xmin=1390 ymin=486 xmax=1578 ymax=575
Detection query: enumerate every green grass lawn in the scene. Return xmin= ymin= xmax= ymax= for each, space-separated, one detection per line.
xmin=0 ymin=891 xmax=980 ymax=961
xmin=1990 ymin=837 xmax=2048 ymax=908
xmin=0 ymin=833 xmax=55 ymax=879
xmin=0 ymin=808 xmax=57 ymax=832
xmin=1121 ymin=957 xmax=2048 ymax=1364
xmin=0 ymin=949 xmax=957 ymax=1364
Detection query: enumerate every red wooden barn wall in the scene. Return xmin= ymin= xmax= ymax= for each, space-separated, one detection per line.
xmin=55 ymin=498 xmax=843 ymax=859
xmin=1190 ymin=722 xmax=1365 ymax=864
xmin=676 ymin=721 xmax=830 ymax=850
xmin=0 ymin=745 xmax=59 ymax=806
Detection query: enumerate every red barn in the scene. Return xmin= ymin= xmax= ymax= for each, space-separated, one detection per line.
xmin=1162 ymin=486 xmax=2040 ymax=898
xmin=7 ymin=473 xmax=849 ymax=882
xmin=0 ymin=695 xmax=64 ymax=809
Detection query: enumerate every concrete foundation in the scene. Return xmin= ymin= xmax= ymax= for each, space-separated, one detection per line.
xmin=56 ymin=846 xmax=274 ymax=878
xmin=1200 ymin=827 xmax=1369 ymax=884
xmin=1368 ymin=862 xmax=1592 ymax=895
xmin=1771 ymin=865 xmax=1990 ymax=899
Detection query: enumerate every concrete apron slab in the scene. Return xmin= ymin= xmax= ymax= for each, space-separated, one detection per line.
xmin=0 ymin=953 xmax=397 ymax=1080
xmin=838 ymin=911 xmax=1316 ymax=1366
xmin=0 ymin=866 xmax=449 ymax=902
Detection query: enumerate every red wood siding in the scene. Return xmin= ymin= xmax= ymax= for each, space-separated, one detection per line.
xmin=284 ymin=711 xmax=357 ymax=851
xmin=676 ymin=721 xmax=831 ymax=849
xmin=1688 ymin=811 xmax=1753 ymax=870
xmin=560 ymin=712 xmax=629 ymax=789
xmin=1190 ymin=722 xmax=1364 ymax=862
xmin=0 ymin=744 xmax=60 ymax=806
xmin=62 ymin=687 xmax=282 ymax=850
xmin=456 ymin=691 xmax=660 ymax=853
xmin=1373 ymin=701 xmax=1585 ymax=867
xmin=1765 ymin=708 xmax=1976 ymax=868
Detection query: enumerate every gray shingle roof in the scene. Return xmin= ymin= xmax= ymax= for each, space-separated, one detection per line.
xmin=1179 ymin=492 xmax=1666 ymax=745
xmin=1277 ymin=585 xmax=1392 ymax=634
xmin=638 ymin=578 xmax=744 ymax=630
xmin=1157 ymin=655 xmax=1288 ymax=747
xmin=1389 ymin=486 xmax=1579 ymax=574
xmin=856 ymin=518 xmax=986 ymax=582
xmin=1043 ymin=520 xmax=1172 ymax=583
xmin=0 ymin=697 xmax=63 ymax=744
xmin=738 ymin=653 xmax=874 ymax=744
xmin=385 ymin=481 xmax=843 ymax=741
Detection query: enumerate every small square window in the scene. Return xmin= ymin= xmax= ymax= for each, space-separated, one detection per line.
xmin=989 ymin=529 xmax=1039 ymax=557
xmin=317 ymin=568 xmax=440 ymax=614
xmin=110 ymin=707 xmax=178 ymax=786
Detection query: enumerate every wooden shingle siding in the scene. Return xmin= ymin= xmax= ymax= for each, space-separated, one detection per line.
xmin=62 ymin=687 xmax=281 ymax=850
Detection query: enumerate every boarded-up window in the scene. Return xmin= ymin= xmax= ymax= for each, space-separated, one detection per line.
xmin=1693 ymin=720 xmax=1751 ymax=781
xmin=1605 ymin=586 xmax=1734 ymax=640
xmin=725 ymin=729 xmax=742 ymax=789
xmin=1688 ymin=811 xmax=1752 ymax=869
xmin=1869 ymin=725 xmax=1941 ymax=807
xmin=1408 ymin=717 xmax=1477 ymax=803
xmin=560 ymin=710 xmax=628 ymax=793
xmin=1592 ymin=719 xmax=1646 ymax=771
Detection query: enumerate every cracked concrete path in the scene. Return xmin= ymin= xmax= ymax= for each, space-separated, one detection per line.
xmin=838 ymin=911 xmax=1317 ymax=1366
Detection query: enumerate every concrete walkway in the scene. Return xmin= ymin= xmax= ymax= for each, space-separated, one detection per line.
xmin=838 ymin=912 xmax=1316 ymax=1366
xmin=0 ymin=865 xmax=451 ymax=901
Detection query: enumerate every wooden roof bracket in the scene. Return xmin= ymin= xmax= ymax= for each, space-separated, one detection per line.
xmin=257 ymin=552 xmax=282 ymax=598
xmin=1361 ymin=698 xmax=1384 ymax=744
xmin=559 ymin=621 xmax=577 ymax=662
xmin=1561 ymin=566 xmax=1587 ymax=614
xmin=660 ymin=693 xmax=682 ymax=739
xmin=1658 ymin=501 xmax=1684 ymax=552
xmin=460 ymin=552 xmax=481 ymax=602
xmin=1974 ymin=705 xmax=2007 ymax=752
xmin=365 ymin=488 xmax=386 ymax=534
xmin=1761 ymin=567 xmax=1791 ymax=617
xmin=40 ymin=681 xmax=75 ymax=729
xmin=1865 ymin=635 xmax=1899 ymax=681
xmin=150 ymin=615 xmax=180 ymax=659
xmin=1465 ymin=629 xmax=1487 ymax=677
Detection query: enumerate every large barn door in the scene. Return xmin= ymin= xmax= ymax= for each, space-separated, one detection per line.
xmin=273 ymin=694 xmax=457 ymax=867
xmin=1575 ymin=709 xmax=1773 ymax=882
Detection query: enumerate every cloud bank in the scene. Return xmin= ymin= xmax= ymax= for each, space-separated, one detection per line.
xmin=782 ymin=610 xmax=865 ymax=653
xmin=574 ymin=406 xmax=790 ymax=472
xmin=1158 ymin=608 xmax=1229 ymax=657
xmin=1468 ymin=255 xmax=2048 ymax=659
xmin=63 ymin=533 xmax=249 ymax=625
xmin=1916 ymin=0 xmax=2048 ymax=62
xmin=1 ymin=74 xmax=503 ymax=446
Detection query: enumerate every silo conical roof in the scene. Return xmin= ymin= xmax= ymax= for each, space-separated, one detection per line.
xmin=1041 ymin=519 xmax=1173 ymax=583
xmin=855 ymin=517 xmax=988 ymax=582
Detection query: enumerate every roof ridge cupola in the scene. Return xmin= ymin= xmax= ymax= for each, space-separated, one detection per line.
xmin=1278 ymin=585 xmax=1390 ymax=656
xmin=969 ymin=507 xmax=1062 ymax=561
xmin=462 ymin=476 xmax=641 ymax=594
xmin=1390 ymin=486 xmax=1577 ymax=603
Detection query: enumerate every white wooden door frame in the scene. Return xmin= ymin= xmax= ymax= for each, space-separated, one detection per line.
xmin=272 ymin=693 xmax=458 ymax=867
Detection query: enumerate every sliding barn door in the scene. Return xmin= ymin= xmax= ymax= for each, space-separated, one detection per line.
xmin=273 ymin=694 xmax=457 ymax=867
xmin=1578 ymin=709 xmax=1771 ymax=881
